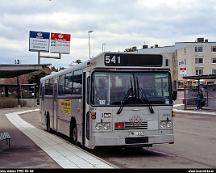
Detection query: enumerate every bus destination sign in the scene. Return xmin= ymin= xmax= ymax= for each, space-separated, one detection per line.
xmin=104 ymin=53 xmax=163 ymax=67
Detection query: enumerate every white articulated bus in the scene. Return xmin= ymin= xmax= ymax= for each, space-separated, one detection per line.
xmin=40 ymin=52 xmax=177 ymax=149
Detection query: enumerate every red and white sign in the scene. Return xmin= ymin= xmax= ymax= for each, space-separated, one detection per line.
xmin=180 ymin=67 xmax=187 ymax=75
xmin=180 ymin=67 xmax=186 ymax=71
xmin=50 ymin=33 xmax=71 ymax=54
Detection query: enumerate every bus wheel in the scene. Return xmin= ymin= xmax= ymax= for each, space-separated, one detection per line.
xmin=46 ymin=114 xmax=51 ymax=132
xmin=70 ymin=125 xmax=77 ymax=143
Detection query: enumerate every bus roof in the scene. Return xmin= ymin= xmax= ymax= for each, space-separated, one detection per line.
xmin=40 ymin=60 xmax=88 ymax=82
xmin=41 ymin=52 xmax=166 ymax=82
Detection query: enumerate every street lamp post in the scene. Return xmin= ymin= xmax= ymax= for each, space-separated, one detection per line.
xmin=102 ymin=43 xmax=106 ymax=52
xmin=15 ymin=59 xmax=21 ymax=107
xmin=88 ymin=30 xmax=93 ymax=59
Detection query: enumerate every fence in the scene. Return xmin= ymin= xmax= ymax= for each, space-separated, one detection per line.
xmin=0 ymin=84 xmax=38 ymax=107
xmin=0 ymin=84 xmax=36 ymax=99
xmin=206 ymin=84 xmax=216 ymax=110
xmin=183 ymin=84 xmax=216 ymax=110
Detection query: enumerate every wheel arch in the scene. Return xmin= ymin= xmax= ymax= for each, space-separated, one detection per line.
xmin=70 ymin=117 xmax=76 ymax=128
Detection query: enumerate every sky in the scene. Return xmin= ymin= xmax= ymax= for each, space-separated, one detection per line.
xmin=0 ymin=0 xmax=216 ymax=68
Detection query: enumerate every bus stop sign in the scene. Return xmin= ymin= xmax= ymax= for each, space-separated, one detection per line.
xmin=29 ymin=31 xmax=50 ymax=52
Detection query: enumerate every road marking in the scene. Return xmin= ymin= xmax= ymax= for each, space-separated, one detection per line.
xmin=173 ymin=108 xmax=216 ymax=116
xmin=6 ymin=109 xmax=115 ymax=169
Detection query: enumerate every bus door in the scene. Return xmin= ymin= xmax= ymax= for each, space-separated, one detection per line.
xmin=40 ymin=82 xmax=45 ymax=123
xmin=53 ymin=81 xmax=58 ymax=130
xmin=82 ymin=72 xmax=90 ymax=147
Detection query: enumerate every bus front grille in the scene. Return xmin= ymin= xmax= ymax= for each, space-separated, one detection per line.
xmin=114 ymin=122 xmax=148 ymax=130
xmin=124 ymin=122 xmax=148 ymax=130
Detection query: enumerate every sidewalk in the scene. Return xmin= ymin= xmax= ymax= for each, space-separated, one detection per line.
xmin=173 ymin=104 xmax=216 ymax=116
xmin=0 ymin=107 xmax=61 ymax=168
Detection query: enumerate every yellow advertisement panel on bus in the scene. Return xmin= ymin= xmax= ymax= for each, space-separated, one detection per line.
xmin=59 ymin=99 xmax=71 ymax=114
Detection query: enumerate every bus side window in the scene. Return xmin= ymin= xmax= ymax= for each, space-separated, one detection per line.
xmin=58 ymin=75 xmax=65 ymax=95
xmin=72 ymin=70 xmax=82 ymax=95
xmin=65 ymin=72 xmax=73 ymax=95
xmin=45 ymin=79 xmax=53 ymax=95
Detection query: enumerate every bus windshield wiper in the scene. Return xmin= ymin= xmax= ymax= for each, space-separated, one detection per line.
xmin=116 ymin=77 xmax=134 ymax=114
xmin=136 ymin=77 xmax=154 ymax=114
xmin=116 ymin=87 xmax=133 ymax=114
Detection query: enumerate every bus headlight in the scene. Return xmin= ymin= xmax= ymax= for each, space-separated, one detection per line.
xmin=160 ymin=120 xmax=172 ymax=129
xmin=95 ymin=122 xmax=111 ymax=130
xmin=103 ymin=113 xmax=111 ymax=118
xmin=167 ymin=121 xmax=173 ymax=128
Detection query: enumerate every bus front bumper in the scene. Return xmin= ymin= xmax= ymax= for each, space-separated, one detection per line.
xmin=91 ymin=133 xmax=174 ymax=148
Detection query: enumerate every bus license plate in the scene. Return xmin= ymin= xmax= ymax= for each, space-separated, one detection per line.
xmin=131 ymin=131 xmax=145 ymax=136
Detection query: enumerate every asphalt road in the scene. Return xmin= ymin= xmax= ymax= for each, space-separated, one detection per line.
xmin=91 ymin=113 xmax=216 ymax=168
xmin=19 ymin=109 xmax=216 ymax=169
xmin=0 ymin=107 xmax=216 ymax=168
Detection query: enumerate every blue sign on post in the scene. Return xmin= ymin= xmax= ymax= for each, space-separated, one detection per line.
xmin=29 ymin=31 xmax=50 ymax=52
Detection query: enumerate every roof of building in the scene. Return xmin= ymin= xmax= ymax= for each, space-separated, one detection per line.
xmin=183 ymin=74 xmax=216 ymax=80
xmin=138 ymin=45 xmax=175 ymax=54
xmin=175 ymin=41 xmax=216 ymax=44
xmin=0 ymin=64 xmax=50 ymax=78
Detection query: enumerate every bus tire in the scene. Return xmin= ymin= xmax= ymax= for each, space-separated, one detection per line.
xmin=46 ymin=113 xmax=51 ymax=132
xmin=70 ymin=120 xmax=77 ymax=143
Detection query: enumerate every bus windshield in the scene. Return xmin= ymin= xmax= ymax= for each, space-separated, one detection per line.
xmin=92 ymin=71 xmax=172 ymax=106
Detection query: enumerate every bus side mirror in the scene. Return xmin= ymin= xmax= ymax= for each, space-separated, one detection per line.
xmin=172 ymin=90 xmax=177 ymax=101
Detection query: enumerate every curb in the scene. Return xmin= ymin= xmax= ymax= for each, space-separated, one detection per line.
xmin=173 ymin=108 xmax=216 ymax=116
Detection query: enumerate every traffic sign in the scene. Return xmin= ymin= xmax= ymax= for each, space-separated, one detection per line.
xmin=180 ymin=67 xmax=187 ymax=75
xmin=29 ymin=31 xmax=50 ymax=52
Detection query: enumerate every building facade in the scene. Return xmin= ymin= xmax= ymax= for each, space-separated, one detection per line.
xmin=137 ymin=38 xmax=216 ymax=88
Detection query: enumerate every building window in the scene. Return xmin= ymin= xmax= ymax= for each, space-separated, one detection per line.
xmin=212 ymin=69 xmax=216 ymax=74
xmin=195 ymin=58 xmax=203 ymax=64
xmin=165 ymin=59 xmax=169 ymax=66
xmin=212 ymin=58 xmax=216 ymax=64
xmin=196 ymin=68 xmax=203 ymax=75
xmin=195 ymin=46 xmax=203 ymax=52
xmin=211 ymin=46 xmax=216 ymax=52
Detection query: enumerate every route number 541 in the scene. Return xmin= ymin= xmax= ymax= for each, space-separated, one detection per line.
xmin=105 ymin=55 xmax=121 ymax=65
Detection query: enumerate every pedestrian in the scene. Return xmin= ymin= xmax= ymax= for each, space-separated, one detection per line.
xmin=195 ymin=89 xmax=204 ymax=110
